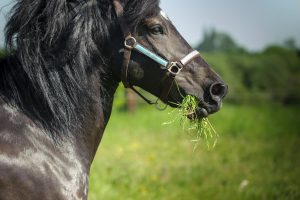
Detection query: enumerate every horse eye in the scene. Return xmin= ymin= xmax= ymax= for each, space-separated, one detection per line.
xmin=149 ymin=25 xmax=164 ymax=35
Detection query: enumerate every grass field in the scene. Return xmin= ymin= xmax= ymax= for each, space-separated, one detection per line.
xmin=88 ymin=104 xmax=300 ymax=200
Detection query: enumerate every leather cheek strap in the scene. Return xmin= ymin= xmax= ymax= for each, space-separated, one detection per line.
xmin=121 ymin=41 xmax=132 ymax=88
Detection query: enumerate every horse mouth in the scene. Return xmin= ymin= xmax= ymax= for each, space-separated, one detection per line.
xmin=167 ymin=94 xmax=221 ymax=120
xmin=185 ymin=97 xmax=221 ymax=120
xmin=186 ymin=107 xmax=208 ymax=120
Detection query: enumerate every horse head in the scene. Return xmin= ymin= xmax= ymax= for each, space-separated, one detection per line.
xmin=111 ymin=0 xmax=228 ymax=118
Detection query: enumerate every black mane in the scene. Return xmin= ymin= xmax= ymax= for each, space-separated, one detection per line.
xmin=0 ymin=0 xmax=159 ymax=136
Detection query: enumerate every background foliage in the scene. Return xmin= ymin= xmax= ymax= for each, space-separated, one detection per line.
xmin=89 ymin=105 xmax=300 ymax=200
xmin=196 ymin=29 xmax=300 ymax=105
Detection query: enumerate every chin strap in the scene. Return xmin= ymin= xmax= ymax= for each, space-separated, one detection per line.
xmin=111 ymin=0 xmax=200 ymax=108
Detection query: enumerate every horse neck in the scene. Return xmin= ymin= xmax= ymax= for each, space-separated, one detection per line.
xmin=0 ymin=55 xmax=119 ymax=170
xmin=65 ymin=69 xmax=119 ymax=170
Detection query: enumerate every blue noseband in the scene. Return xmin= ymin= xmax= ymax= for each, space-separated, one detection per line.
xmin=124 ymin=37 xmax=169 ymax=68
xmin=124 ymin=36 xmax=200 ymax=76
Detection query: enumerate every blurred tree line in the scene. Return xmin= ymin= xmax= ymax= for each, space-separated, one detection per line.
xmin=196 ymin=29 xmax=300 ymax=105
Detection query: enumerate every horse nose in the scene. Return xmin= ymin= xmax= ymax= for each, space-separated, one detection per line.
xmin=209 ymin=82 xmax=228 ymax=102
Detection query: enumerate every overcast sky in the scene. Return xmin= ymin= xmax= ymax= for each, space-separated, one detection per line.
xmin=1 ymin=0 xmax=300 ymax=51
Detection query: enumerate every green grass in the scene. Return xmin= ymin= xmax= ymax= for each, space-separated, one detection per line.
xmin=88 ymin=104 xmax=300 ymax=200
xmin=165 ymin=95 xmax=219 ymax=150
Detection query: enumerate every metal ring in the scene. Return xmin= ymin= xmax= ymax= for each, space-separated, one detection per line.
xmin=124 ymin=36 xmax=137 ymax=49
xmin=168 ymin=62 xmax=182 ymax=76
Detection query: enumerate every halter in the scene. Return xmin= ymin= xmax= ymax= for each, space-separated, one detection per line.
xmin=112 ymin=0 xmax=200 ymax=107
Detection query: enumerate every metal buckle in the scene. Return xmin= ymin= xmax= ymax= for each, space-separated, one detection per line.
xmin=124 ymin=36 xmax=137 ymax=49
xmin=167 ymin=62 xmax=183 ymax=76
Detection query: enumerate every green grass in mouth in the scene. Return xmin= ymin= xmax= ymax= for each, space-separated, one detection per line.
xmin=164 ymin=95 xmax=219 ymax=150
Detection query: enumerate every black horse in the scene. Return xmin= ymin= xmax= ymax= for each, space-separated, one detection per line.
xmin=0 ymin=0 xmax=227 ymax=199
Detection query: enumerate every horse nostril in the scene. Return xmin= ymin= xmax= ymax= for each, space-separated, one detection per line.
xmin=209 ymin=82 xmax=228 ymax=101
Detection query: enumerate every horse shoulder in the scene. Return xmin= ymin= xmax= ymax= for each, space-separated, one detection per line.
xmin=0 ymin=102 xmax=87 ymax=200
